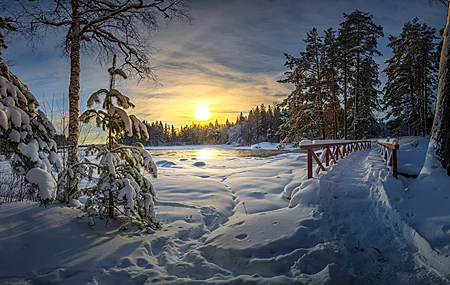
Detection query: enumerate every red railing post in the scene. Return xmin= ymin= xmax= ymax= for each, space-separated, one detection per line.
xmin=392 ymin=148 xmax=398 ymax=178
xmin=377 ymin=141 xmax=400 ymax=179
xmin=325 ymin=147 xmax=330 ymax=166
xmin=307 ymin=149 xmax=313 ymax=179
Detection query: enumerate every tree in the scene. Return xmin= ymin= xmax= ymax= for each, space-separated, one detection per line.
xmin=2 ymin=0 xmax=191 ymax=198
xmin=338 ymin=10 xmax=383 ymax=139
xmin=77 ymin=55 xmax=159 ymax=227
xmin=0 ymin=17 xmax=16 ymax=61
xmin=339 ymin=10 xmax=383 ymax=138
xmin=383 ymin=18 xmax=438 ymax=136
xmin=0 ymin=63 xmax=61 ymax=204
xmin=322 ymin=28 xmax=341 ymax=139
xmin=428 ymin=0 xmax=450 ymax=175
xmin=278 ymin=28 xmax=327 ymax=143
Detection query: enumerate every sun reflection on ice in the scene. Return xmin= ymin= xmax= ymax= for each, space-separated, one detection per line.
xmin=198 ymin=149 xmax=217 ymax=159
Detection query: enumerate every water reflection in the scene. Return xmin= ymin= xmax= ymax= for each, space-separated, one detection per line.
xmin=146 ymin=147 xmax=301 ymax=159
xmin=198 ymin=149 xmax=217 ymax=159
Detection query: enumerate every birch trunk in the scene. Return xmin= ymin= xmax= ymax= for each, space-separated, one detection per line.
xmin=67 ymin=1 xmax=81 ymax=199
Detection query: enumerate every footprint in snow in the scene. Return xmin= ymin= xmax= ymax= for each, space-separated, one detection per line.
xmin=235 ymin=234 xmax=248 ymax=240
xmin=442 ymin=225 xmax=450 ymax=233
xmin=230 ymin=221 xmax=245 ymax=228
xmin=193 ymin=161 xmax=206 ymax=167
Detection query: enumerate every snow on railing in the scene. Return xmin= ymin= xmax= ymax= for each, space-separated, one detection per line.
xmin=299 ymin=140 xmax=372 ymax=179
xmin=377 ymin=139 xmax=399 ymax=179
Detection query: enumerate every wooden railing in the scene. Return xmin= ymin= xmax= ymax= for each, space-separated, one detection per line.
xmin=377 ymin=140 xmax=399 ymax=179
xmin=300 ymin=140 xmax=372 ymax=179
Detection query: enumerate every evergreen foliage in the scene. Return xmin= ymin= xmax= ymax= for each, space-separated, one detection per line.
xmin=278 ymin=10 xmax=385 ymax=144
xmin=0 ymin=63 xmax=61 ymax=205
xmin=338 ymin=10 xmax=384 ymax=139
xmin=66 ymin=56 xmax=159 ymax=228
xmin=383 ymin=18 xmax=438 ymax=136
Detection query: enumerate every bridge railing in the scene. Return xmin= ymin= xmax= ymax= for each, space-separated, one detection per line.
xmin=300 ymin=140 xmax=372 ymax=179
xmin=377 ymin=139 xmax=399 ymax=179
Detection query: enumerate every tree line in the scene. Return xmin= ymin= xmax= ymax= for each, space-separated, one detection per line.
xmin=122 ymin=103 xmax=283 ymax=146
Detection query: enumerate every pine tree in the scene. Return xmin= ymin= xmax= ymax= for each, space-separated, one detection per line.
xmin=278 ymin=28 xmax=325 ymax=144
xmin=76 ymin=55 xmax=159 ymax=228
xmin=338 ymin=10 xmax=383 ymax=139
xmin=322 ymin=28 xmax=342 ymax=139
xmin=383 ymin=18 xmax=438 ymax=136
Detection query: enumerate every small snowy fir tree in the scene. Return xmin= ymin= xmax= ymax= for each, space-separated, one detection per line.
xmin=0 ymin=63 xmax=61 ymax=204
xmin=75 ymin=55 xmax=159 ymax=229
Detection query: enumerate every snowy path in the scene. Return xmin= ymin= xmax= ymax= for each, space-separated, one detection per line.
xmin=319 ymin=149 xmax=447 ymax=284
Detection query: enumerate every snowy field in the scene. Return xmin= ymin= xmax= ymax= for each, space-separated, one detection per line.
xmin=1 ymin=138 xmax=450 ymax=284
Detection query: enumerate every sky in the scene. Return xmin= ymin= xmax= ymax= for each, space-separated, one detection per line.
xmin=2 ymin=0 xmax=448 ymax=130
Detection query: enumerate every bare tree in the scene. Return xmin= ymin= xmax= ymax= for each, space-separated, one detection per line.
xmin=426 ymin=0 xmax=450 ymax=175
xmin=2 ymin=0 xmax=191 ymax=199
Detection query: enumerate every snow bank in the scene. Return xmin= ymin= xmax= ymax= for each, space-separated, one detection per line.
xmin=379 ymin=137 xmax=450 ymax=274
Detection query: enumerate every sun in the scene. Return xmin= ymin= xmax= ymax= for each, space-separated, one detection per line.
xmin=194 ymin=105 xmax=212 ymax=121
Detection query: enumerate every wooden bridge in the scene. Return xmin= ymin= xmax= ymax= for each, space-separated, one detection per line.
xmin=300 ymin=139 xmax=399 ymax=179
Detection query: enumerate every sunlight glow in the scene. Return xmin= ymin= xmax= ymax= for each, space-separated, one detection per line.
xmin=194 ymin=105 xmax=212 ymax=121
xmin=198 ymin=149 xmax=217 ymax=159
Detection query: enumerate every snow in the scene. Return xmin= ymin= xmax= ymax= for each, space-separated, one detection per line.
xmin=0 ymin=109 xmax=8 ymax=130
xmin=109 ymin=106 xmax=132 ymax=136
xmin=251 ymin=142 xmax=299 ymax=150
xmin=1 ymin=139 xmax=450 ymax=284
xmin=17 ymin=139 xmax=40 ymax=162
xmin=118 ymin=179 xmax=137 ymax=212
xmin=8 ymin=129 xmax=20 ymax=142
xmin=25 ymin=168 xmax=57 ymax=200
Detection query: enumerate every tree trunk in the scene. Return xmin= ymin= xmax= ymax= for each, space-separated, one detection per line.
xmin=108 ymin=55 xmax=116 ymax=219
xmin=409 ymin=72 xmax=417 ymax=136
xmin=354 ymin=49 xmax=360 ymax=139
xmin=430 ymin=1 xmax=450 ymax=175
xmin=67 ymin=20 xmax=81 ymax=200
xmin=331 ymin=60 xmax=338 ymax=140
xmin=423 ymin=65 xmax=428 ymax=136
xmin=314 ymin=44 xmax=325 ymax=139
xmin=343 ymin=52 xmax=348 ymax=140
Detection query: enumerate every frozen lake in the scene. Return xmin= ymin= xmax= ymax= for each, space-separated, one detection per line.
xmin=145 ymin=145 xmax=302 ymax=159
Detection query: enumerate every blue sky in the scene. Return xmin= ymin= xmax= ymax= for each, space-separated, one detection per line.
xmin=2 ymin=0 xmax=447 ymax=128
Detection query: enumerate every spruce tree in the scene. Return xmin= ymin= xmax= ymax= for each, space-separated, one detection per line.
xmin=75 ymin=55 xmax=159 ymax=228
xmin=0 ymin=63 xmax=61 ymax=204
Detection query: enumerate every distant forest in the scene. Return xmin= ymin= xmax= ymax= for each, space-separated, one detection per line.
xmin=124 ymin=103 xmax=284 ymax=146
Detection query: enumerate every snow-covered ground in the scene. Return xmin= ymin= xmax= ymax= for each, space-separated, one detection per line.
xmin=1 ymin=137 xmax=450 ymax=284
